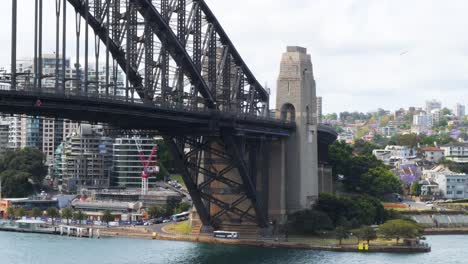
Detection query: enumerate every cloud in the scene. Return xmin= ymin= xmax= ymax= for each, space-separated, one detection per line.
xmin=206 ymin=0 xmax=468 ymax=113
xmin=0 ymin=0 xmax=466 ymax=114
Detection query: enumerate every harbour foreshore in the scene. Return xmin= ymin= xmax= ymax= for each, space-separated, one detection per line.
xmin=97 ymin=227 xmax=431 ymax=253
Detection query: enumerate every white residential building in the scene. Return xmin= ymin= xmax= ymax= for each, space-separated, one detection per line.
xmin=421 ymin=147 xmax=445 ymax=163
xmin=434 ymin=172 xmax=468 ymax=199
xmin=112 ymin=136 xmax=159 ymax=188
xmin=422 ymin=165 xmax=452 ymax=181
xmin=413 ymin=113 xmax=433 ymax=128
xmin=372 ymin=145 xmax=415 ymax=165
xmin=441 ymin=142 xmax=468 ymax=163
xmin=431 ymin=109 xmax=442 ymax=126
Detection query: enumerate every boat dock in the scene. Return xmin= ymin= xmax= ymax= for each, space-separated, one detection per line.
xmin=0 ymin=219 xmax=100 ymax=238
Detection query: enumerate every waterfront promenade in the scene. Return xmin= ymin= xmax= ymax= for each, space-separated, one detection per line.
xmin=95 ymin=224 xmax=430 ymax=253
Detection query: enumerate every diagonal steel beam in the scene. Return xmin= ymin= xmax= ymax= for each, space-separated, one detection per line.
xmin=164 ymin=136 xmax=213 ymax=227
xmin=67 ymin=0 xmax=150 ymax=104
xmin=221 ymin=130 xmax=269 ymax=228
xmin=131 ymin=0 xmax=215 ymax=109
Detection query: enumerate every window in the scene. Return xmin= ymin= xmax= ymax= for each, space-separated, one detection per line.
xmin=447 ymin=191 xmax=453 ymax=194
xmin=457 ymin=191 xmax=463 ymax=195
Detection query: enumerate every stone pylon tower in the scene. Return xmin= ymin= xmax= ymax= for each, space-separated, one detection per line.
xmin=276 ymin=46 xmax=319 ymax=213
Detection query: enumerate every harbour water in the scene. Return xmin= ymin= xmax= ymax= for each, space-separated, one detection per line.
xmin=0 ymin=232 xmax=467 ymax=264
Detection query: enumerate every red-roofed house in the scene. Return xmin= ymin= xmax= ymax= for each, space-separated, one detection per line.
xmin=421 ymin=147 xmax=445 ymax=163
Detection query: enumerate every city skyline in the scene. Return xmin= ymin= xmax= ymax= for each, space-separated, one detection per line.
xmin=0 ymin=1 xmax=466 ymax=114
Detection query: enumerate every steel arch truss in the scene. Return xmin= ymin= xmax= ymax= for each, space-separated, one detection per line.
xmin=67 ymin=0 xmax=268 ymax=115
xmin=165 ymin=133 xmax=269 ymax=228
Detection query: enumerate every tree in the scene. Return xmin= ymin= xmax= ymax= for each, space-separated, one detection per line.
xmin=411 ymin=182 xmax=422 ymax=197
xmin=61 ymin=207 xmax=73 ymax=225
xmin=155 ymin=140 xmax=174 ymax=180
xmin=0 ymin=148 xmax=47 ymax=184
xmin=351 ymin=195 xmax=386 ymax=226
xmin=353 ymin=139 xmax=380 ymax=156
xmin=147 ymin=206 xmax=165 ymax=219
xmin=177 ymin=202 xmax=191 ymax=213
xmin=315 ymin=193 xmax=352 ymax=226
xmin=6 ymin=207 xmax=15 ymax=220
xmin=14 ymin=208 xmax=26 ymax=219
xmin=379 ymin=219 xmax=423 ymax=244
xmin=396 ymin=134 xmax=419 ymax=148
xmin=288 ymin=209 xmax=333 ymax=234
xmin=354 ymin=226 xmax=377 ymax=244
xmin=361 ymin=167 xmax=403 ymax=198
xmin=0 ymin=170 xmax=34 ymax=198
xmin=324 ymin=113 xmax=338 ymax=120
xmin=315 ymin=193 xmax=387 ymax=228
xmin=335 ymin=226 xmax=350 ymax=245
xmin=30 ymin=207 xmax=42 ymax=219
xmin=46 ymin=207 xmax=59 ymax=225
xmin=102 ymin=210 xmax=114 ymax=227
xmin=73 ymin=210 xmax=86 ymax=225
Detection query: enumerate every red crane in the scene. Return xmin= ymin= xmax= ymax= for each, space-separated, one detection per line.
xmin=134 ymin=137 xmax=159 ymax=194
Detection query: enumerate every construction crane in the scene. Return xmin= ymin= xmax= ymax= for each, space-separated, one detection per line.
xmin=133 ymin=137 xmax=159 ymax=195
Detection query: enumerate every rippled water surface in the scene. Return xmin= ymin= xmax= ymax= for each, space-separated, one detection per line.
xmin=0 ymin=232 xmax=467 ymax=264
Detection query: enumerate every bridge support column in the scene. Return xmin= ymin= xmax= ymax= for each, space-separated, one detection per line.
xmin=165 ymin=134 xmax=269 ymax=234
xmin=268 ymin=140 xmax=287 ymax=223
xmin=273 ymin=46 xmax=320 ymax=219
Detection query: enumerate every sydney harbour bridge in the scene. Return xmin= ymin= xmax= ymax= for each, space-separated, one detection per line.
xmin=1 ymin=0 xmax=336 ymax=233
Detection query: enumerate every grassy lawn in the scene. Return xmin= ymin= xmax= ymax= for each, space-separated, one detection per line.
xmin=164 ymin=221 xmax=192 ymax=235
xmin=170 ymin=174 xmax=187 ymax=191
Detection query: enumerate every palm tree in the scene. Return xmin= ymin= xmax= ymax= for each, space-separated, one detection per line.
xmin=61 ymin=208 xmax=73 ymax=225
xmin=30 ymin=207 xmax=42 ymax=219
xmin=15 ymin=208 xmax=26 ymax=219
xmin=6 ymin=207 xmax=15 ymax=220
xmin=73 ymin=210 xmax=85 ymax=226
xmin=102 ymin=210 xmax=113 ymax=227
xmin=46 ymin=207 xmax=59 ymax=225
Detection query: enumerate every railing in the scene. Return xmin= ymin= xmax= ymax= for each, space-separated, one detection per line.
xmin=0 ymin=87 xmax=295 ymax=127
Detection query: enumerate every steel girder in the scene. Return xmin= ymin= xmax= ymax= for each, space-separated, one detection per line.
xmin=131 ymin=0 xmax=215 ymax=109
xmin=67 ymin=0 xmax=269 ymax=116
xmin=165 ymin=134 xmax=269 ymax=228
xmin=67 ymin=0 xmax=150 ymax=103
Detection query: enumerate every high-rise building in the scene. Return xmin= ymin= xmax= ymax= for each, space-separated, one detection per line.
xmin=431 ymin=109 xmax=442 ymax=126
xmin=60 ymin=124 xmax=113 ymax=193
xmin=412 ymin=112 xmax=433 ymax=134
xmin=25 ymin=117 xmax=42 ymax=149
xmin=413 ymin=112 xmax=433 ymax=127
xmin=425 ymin=99 xmax=442 ymax=114
xmin=112 ymin=136 xmax=158 ymax=188
xmin=455 ymin=103 xmax=466 ymax=118
xmin=4 ymin=115 xmax=22 ymax=149
xmin=0 ymin=121 xmax=10 ymax=156
xmin=316 ymin=96 xmax=322 ymax=124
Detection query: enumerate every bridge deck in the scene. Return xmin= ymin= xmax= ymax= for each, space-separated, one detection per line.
xmin=0 ymin=90 xmax=294 ymax=137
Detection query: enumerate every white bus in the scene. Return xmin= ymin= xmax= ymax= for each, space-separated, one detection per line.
xmin=171 ymin=212 xmax=190 ymax=222
xmin=213 ymin=230 xmax=240 ymax=239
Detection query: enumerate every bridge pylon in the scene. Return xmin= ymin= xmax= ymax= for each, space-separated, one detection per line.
xmin=269 ymin=46 xmax=320 ymax=223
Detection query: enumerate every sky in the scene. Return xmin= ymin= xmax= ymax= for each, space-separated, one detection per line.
xmin=0 ymin=0 xmax=466 ymax=114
